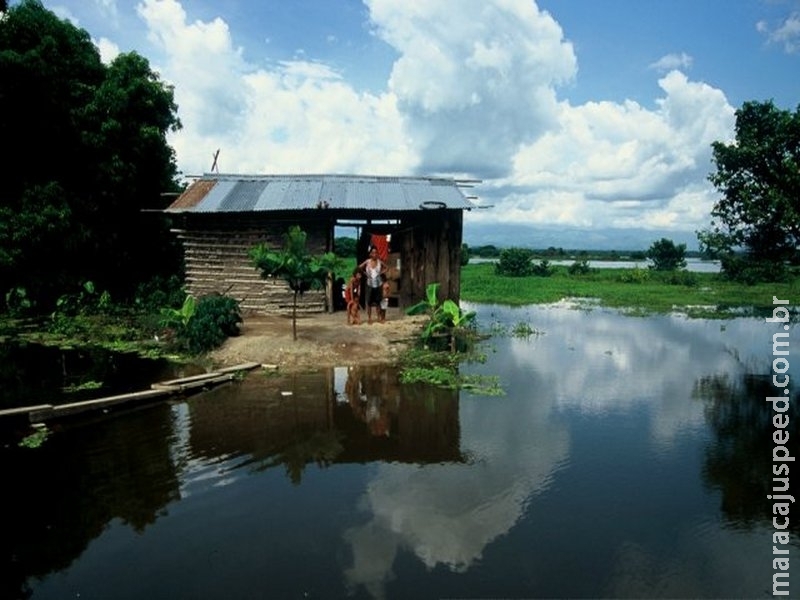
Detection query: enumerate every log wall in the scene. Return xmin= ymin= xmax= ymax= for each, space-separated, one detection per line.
xmin=173 ymin=214 xmax=331 ymax=314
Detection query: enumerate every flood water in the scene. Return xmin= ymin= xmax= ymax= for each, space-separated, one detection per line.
xmin=2 ymin=302 xmax=798 ymax=599
xmin=469 ymin=257 xmax=721 ymax=272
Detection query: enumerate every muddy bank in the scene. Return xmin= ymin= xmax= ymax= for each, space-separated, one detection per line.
xmin=209 ymin=308 xmax=427 ymax=372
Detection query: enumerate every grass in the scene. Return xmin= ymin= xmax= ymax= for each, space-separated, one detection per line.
xmin=460 ymin=263 xmax=800 ymax=317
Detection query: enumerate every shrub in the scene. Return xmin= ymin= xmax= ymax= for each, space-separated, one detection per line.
xmin=720 ymin=255 xmax=788 ymax=284
xmin=659 ymin=270 xmax=699 ymax=287
xmin=180 ymin=294 xmax=242 ymax=354
xmin=568 ymin=259 xmax=591 ymax=275
xmin=5 ymin=286 xmax=33 ymax=316
xmin=619 ymin=267 xmax=651 ymax=283
xmin=495 ymin=247 xmax=534 ymax=276
xmin=531 ymin=259 xmax=553 ymax=277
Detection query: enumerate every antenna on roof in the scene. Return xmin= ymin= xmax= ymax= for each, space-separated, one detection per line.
xmin=211 ymin=149 xmax=220 ymax=173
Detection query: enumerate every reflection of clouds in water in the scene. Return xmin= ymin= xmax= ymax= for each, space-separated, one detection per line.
xmin=344 ymin=305 xmax=796 ymax=597
xmin=344 ymin=390 xmax=569 ymax=596
xmin=486 ymin=304 xmax=795 ymax=447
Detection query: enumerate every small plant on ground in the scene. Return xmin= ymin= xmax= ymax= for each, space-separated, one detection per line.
xmin=250 ymin=226 xmax=342 ymax=340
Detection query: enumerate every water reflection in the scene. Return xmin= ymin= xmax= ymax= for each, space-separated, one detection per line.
xmin=184 ymin=366 xmax=462 ymax=485
xmin=3 ymin=366 xmax=461 ymax=599
xmin=1 ymin=404 xmax=180 ymax=600
xmin=0 ymin=340 xmax=199 ymax=410
xmin=696 ymin=372 xmax=799 ymax=536
xmin=4 ymin=303 xmax=798 ymax=599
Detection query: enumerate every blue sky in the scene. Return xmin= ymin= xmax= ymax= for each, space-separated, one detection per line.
xmin=20 ymin=0 xmax=800 ymax=248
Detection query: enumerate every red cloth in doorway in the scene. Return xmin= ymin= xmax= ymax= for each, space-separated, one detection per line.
xmin=370 ymin=234 xmax=389 ymax=262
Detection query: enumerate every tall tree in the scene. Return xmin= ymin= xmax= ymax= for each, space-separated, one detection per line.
xmin=0 ymin=0 xmax=182 ymax=309
xmin=0 ymin=0 xmax=104 ymax=299
xmin=698 ymin=100 xmax=800 ymax=280
xmin=79 ymin=51 xmax=182 ymax=292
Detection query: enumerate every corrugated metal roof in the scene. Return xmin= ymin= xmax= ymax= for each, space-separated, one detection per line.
xmin=166 ymin=174 xmax=476 ymax=213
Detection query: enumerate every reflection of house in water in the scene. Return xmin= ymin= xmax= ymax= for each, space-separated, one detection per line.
xmin=186 ymin=365 xmax=463 ymax=480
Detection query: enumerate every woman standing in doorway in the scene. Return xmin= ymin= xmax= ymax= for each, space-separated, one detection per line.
xmin=359 ymin=247 xmax=386 ymax=324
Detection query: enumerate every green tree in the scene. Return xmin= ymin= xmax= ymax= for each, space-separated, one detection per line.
xmin=333 ymin=236 xmax=357 ymax=258
xmin=698 ymin=100 xmax=800 ymax=281
xmin=0 ymin=0 xmax=182 ymax=310
xmin=79 ymin=51 xmax=183 ymax=295
xmin=250 ymin=226 xmax=342 ymax=340
xmin=646 ymin=238 xmax=687 ymax=271
xmin=495 ymin=247 xmax=534 ymax=276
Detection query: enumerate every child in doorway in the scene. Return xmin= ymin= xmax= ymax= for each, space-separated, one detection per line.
xmin=345 ymin=268 xmax=362 ymax=325
xmin=379 ymin=274 xmax=390 ymax=323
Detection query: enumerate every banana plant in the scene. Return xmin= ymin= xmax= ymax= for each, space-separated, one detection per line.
xmin=159 ymin=294 xmax=196 ymax=330
xmin=406 ymin=283 xmax=476 ymax=352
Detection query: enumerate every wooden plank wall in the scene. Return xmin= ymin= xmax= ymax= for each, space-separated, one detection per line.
xmin=173 ymin=214 xmax=331 ymax=314
xmin=398 ymin=210 xmax=463 ymax=307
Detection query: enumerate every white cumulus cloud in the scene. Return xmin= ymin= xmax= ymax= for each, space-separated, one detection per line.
xmin=366 ymin=0 xmax=577 ymax=178
xmin=136 ymin=0 xmax=416 ymax=177
xmin=130 ymin=0 xmax=735 ymax=235
xmin=469 ymin=69 xmax=735 ymax=232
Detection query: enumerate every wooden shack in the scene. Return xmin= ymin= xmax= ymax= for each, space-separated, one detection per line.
xmin=165 ymin=174 xmax=477 ymax=314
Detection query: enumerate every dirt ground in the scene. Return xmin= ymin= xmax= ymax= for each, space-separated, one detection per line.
xmin=208 ymin=307 xmax=427 ymax=372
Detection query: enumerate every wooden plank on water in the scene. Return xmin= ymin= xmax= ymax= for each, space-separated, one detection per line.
xmin=1 ymin=363 xmax=260 ymax=425
xmin=216 ymin=362 xmax=261 ymax=374
xmin=153 ymin=373 xmax=235 ymax=392
xmin=151 ymin=362 xmax=259 ymax=390
xmin=0 ymin=404 xmax=53 ymax=418
xmin=152 ymin=372 xmax=223 ymax=388
xmin=29 ymin=388 xmax=173 ymax=421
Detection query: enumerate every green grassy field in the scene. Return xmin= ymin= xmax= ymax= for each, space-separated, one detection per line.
xmin=459 ymin=263 xmax=800 ymax=317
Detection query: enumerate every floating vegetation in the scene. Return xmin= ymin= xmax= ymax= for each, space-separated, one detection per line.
xmin=485 ymin=321 xmax=544 ymax=338
xmin=398 ymin=347 xmax=503 ymax=396
xmin=510 ymin=322 xmax=543 ymax=338
xmin=18 ymin=425 xmax=50 ymax=449
xmin=62 ymin=380 xmax=103 ymax=393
